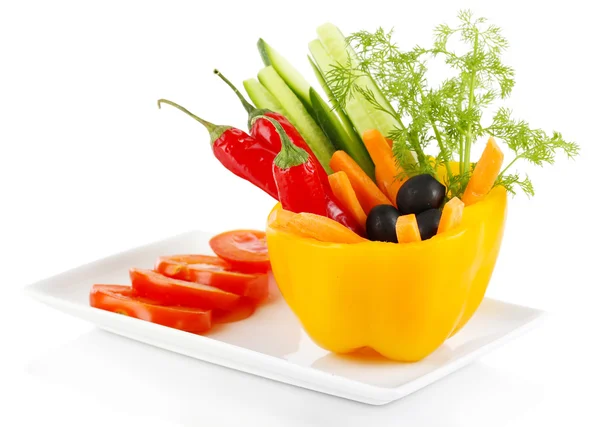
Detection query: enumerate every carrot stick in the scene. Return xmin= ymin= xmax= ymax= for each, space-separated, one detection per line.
xmin=267 ymin=207 xmax=296 ymax=229
xmin=385 ymin=138 xmax=393 ymax=148
xmin=363 ymin=129 xmax=405 ymax=204
xmin=462 ymin=137 xmax=504 ymax=206
xmin=328 ymin=172 xmax=367 ymax=232
xmin=329 ymin=150 xmax=392 ymax=214
xmin=286 ymin=212 xmax=367 ymax=244
xmin=375 ymin=167 xmax=389 ymax=196
xmin=437 ymin=197 xmax=465 ymax=234
xmin=395 ymin=214 xmax=421 ymax=243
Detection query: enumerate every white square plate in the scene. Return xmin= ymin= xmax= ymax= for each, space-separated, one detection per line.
xmin=25 ymin=230 xmax=544 ymax=405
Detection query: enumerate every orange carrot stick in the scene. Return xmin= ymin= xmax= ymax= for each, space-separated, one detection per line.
xmin=267 ymin=206 xmax=296 ymax=229
xmin=375 ymin=167 xmax=389 ymax=196
xmin=286 ymin=212 xmax=367 ymax=244
xmin=437 ymin=197 xmax=465 ymax=234
xmin=462 ymin=137 xmax=504 ymax=206
xmin=328 ymin=172 xmax=367 ymax=232
xmin=329 ymin=150 xmax=392 ymax=214
xmin=363 ymin=129 xmax=405 ymax=204
xmin=395 ymin=214 xmax=421 ymax=243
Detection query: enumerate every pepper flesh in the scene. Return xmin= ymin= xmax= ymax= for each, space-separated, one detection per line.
xmin=266 ymin=179 xmax=507 ymax=362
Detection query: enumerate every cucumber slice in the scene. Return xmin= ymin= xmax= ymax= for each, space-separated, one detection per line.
xmin=258 ymin=39 xmax=314 ymax=115
xmin=310 ymin=88 xmax=375 ymax=179
xmin=243 ymin=78 xmax=286 ymax=115
xmin=257 ymin=66 xmax=335 ymax=173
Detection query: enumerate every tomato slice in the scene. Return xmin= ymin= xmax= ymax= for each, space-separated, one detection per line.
xmin=155 ymin=255 xmax=269 ymax=301
xmin=130 ymin=268 xmax=240 ymax=311
xmin=89 ymin=285 xmax=211 ymax=333
xmin=212 ymin=298 xmax=257 ymax=324
xmin=209 ymin=230 xmax=270 ymax=274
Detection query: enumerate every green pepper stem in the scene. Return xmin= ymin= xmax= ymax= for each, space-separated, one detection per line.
xmin=253 ymin=115 xmax=308 ymax=169
xmin=214 ymin=69 xmax=256 ymax=115
xmin=157 ymin=99 xmax=230 ymax=145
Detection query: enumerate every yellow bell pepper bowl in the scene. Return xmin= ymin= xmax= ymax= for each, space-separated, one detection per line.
xmin=266 ymin=186 xmax=507 ymax=362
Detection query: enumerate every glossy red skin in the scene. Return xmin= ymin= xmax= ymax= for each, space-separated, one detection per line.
xmin=252 ymin=112 xmax=329 ymax=185
xmin=130 ymin=268 xmax=240 ymax=311
xmin=213 ymin=128 xmax=279 ymax=200
xmin=155 ymin=255 xmax=269 ymax=301
xmin=252 ymin=112 xmax=362 ymax=235
xmin=324 ymin=194 xmax=363 ymax=234
xmin=273 ymin=156 xmax=329 ymax=217
xmin=89 ymin=285 xmax=212 ymax=333
xmin=209 ymin=230 xmax=270 ymax=274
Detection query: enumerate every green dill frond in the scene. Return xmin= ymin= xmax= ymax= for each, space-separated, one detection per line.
xmin=496 ymin=173 xmax=535 ymax=197
xmin=488 ymin=107 xmax=580 ymax=171
xmin=324 ymin=10 xmax=577 ymax=198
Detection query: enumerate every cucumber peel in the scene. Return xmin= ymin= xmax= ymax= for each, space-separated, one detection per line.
xmin=308 ymin=55 xmax=367 ymax=157
xmin=309 ymin=88 xmax=375 ymax=179
xmin=309 ymin=39 xmax=377 ymax=138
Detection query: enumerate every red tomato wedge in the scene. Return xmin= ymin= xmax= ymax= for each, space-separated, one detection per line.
xmin=209 ymin=230 xmax=270 ymax=274
xmin=155 ymin=255 xmax=269 ymax=301
xmin=130 ymin=268 xmax=240 ymax=311
xmin=89 ymin=285 xmax=211 ymax=333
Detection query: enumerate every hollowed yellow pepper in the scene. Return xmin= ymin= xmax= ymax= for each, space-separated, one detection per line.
xmin=266 ymin=186 xmax=507 ymax=362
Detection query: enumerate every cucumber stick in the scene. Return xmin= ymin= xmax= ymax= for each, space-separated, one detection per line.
xmin=307 ymin=55 xmax=365 ymax=155
xmin=258 ymin=38 xmax=373 ymax=177
xmin=257 ymin=66 xmax=334 ymax=173
xmin=243 ymin=78 xmax=287 ymax=115
xmin=315 ymin=26 xmax=417 ymax=165
xmin=309 ymin=39 xmax=378 ymax=139
xmin=309 ymin=88 xmax=374 ymax=179
xmin=316 ymin=24 xmax=401 ymax=138
xmin=258 ymin=39 xmax=314 ymax=115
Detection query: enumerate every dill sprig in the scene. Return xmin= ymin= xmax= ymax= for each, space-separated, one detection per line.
xmin=324 ymin=10 xmax=578 ymax=198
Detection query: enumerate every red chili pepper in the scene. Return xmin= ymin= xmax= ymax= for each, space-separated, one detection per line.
xmin=214 ymin=70 xmax=330 ymax=184
xmin=259 ymin=116 xmax=362 ymax=235
xmin=157 ymin=99 xmax=278 ymax=199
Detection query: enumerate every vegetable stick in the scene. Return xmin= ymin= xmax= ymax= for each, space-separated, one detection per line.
xmin=462 ymin=137 xmax=505 ymax=206
xmin=268 ymin=207 xmax=296 ymax=229
xmin=395 ymin=214 xmax=421 ymax=243
xmin=330 ymin=150 xmax=392 ymax=214
xmin=328 ymin=172 xmax=367 ymax=231
xmin=437 ymin=197 xmax=465 ymax=234
xmin=375 ymin=167 xmax=389 ymax=196
xmin=363 ymin=129 xmax=405 ymax=204
xmin=286 ymin=212 xmax=368 ymax=244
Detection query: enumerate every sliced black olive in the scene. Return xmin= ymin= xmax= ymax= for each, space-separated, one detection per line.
xmin=416 ymin=209 xmax=442 ymax=240
xmin=366 ymin=205 xmax=401 ymax=243
xmin=396 ymin=174 xmax=446 ymax=215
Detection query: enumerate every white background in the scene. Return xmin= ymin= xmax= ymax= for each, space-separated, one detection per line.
xmin=2 ymin=0 xmax=599 ymax=425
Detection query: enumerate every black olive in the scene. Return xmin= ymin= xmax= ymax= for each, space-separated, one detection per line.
xmin=396 ymin=174 xmax=446 ymax=215
xmin=416 ymin=209 xmax=442 ymax=240
xmin=366 ymin=205 xmax=401 ymax=243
